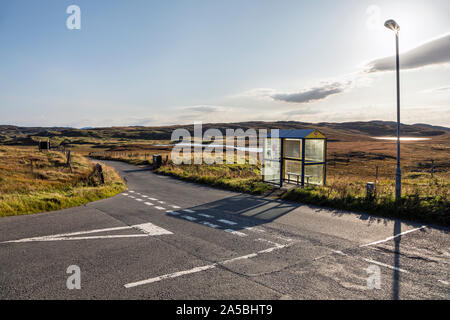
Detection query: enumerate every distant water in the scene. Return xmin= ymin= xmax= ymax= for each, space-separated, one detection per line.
xmin=372 ymin=137 xmax=431 ymax=141
xmin=154 ymin=143 xmax=262 ymax=152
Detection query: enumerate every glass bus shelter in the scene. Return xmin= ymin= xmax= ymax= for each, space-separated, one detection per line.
xmin=263 ymin=129 xmax=327 ymax=187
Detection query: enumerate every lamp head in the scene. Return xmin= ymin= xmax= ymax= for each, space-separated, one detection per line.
xmin=384 ymin=19 xmax=400 ymax=33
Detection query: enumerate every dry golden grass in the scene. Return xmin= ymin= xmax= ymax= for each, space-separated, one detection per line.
xmin=0 ymin=146 xmax=126 ymax=217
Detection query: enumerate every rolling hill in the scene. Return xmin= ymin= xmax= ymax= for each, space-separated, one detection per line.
xmin=0 ymin=120 xmax=448 ymax=146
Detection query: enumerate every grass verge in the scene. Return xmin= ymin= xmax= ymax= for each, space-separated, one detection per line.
xmin=156 ymin=163 xmax=273 ymax=195
xmin=0 ymin=146 xmax=126 ymax=217
xmin=281 ymin=185 xmax=449 ymax=227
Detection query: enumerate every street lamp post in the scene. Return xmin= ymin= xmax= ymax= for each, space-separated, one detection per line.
xmin=384 ymin=19 xmax=402 ymax=202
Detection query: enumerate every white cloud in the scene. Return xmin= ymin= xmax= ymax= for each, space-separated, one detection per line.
xmin=271 ymin=81 xmax=351 ymax=104
xmin=366 ymin=33 xmax=450 ymax=72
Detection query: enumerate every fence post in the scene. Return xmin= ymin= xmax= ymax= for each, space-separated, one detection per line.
xmin=375 ymin=165 xmax=379 ymax=196
xmin=66 ymin=150 xmax=72 ymax=173
xmin=431 ymin=159 xmax=434 ymax=179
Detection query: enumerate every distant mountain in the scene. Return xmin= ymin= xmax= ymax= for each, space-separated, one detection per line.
xmin=0 ymin=121 xmax=448 ymax=145
xmin=413 ymin=123 xmax=450 ymax=132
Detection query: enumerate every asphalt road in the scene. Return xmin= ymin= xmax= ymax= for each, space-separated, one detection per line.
xmin=0 ymin=160 xmax=448 ymax=299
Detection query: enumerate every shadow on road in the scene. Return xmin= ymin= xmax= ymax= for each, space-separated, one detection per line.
xmin=393 ymin=220 xmax=401 ymax=300
xmin=166 ymin=194 xmax=301 ymax=230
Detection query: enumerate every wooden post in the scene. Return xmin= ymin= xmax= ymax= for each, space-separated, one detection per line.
xmin=96 ymin=163 xmax=105 ymax=184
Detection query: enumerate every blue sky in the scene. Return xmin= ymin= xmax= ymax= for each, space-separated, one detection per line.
xmin=0 ymin=0 xmax=449 ymax=127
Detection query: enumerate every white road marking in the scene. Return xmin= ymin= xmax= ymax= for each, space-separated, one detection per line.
xmin=438 ymin=280 xmax=449 ymax=285
xmin=274 ymin=235 xmax=293 ymax=242
xmin=24 ymin=235 xmax=150 ymax=241
xmin=258 ymin=243 xmax=289 ymax=254
xmin=360 ymin=226 xmax=426 ymax=247
xmin=255 ymin=238 xmax=283 ymax=247
xmin=158 ymin=201 xmax=166 ymax=204
xmin=6 ymin=226 xmax=132 ymax=240
xmin=200 ymin=221 xmax=220 ymax=229
xmin=135 ymin=199 xmax=143 ymax=202
xmin=123 ymin=193 xmax=129 ymax=196
xmin=224 ymin=229 xmax=247 ymax=237
xmin=332 ymin=250 xmax=347 ymax=256
xmin=144 ymin=202 xmax=153 ymax=206
xmin=182 ymin=215 xmax=197 ymax=221
xmin=142 ymin=195 xmax=148 ymax=198
xmin=183 ymin=209 xmax=196 ymax=214
xmin=124 ymin=242 xmax=292 ymax=288
xmin=129 ymin=196 xmax=136 ymax=199
xmin=129 ymin=191 xmax=135 ymax=193
xmin=155 ymin=206 xmax=166 ymax=210
xmin=218 ymin=219 xmax=238 ymax=226
xmin=363 ymin=258 xmax=409 ymax=273
xmin=148 ymin=198 xmax=158 ymax=201
xmin=170 ymin=205 xmax=181 ymax=209
xmin=246 ymin=227 xmax=265 ymax=233
xmin=222 ymin=253 xmax=257 ymax=263
xmin=134 ymin=222 xmax=173 ymax=236
xmin=1 ymin=222 xmax=172 ymax=243
xmin=198 ymin=213 xmax=214 ymax=218
xmin=125 ymin=264 xmax=217 ymax=288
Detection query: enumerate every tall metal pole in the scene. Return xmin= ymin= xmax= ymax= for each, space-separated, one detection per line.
xmin=395 ymin=32 xmax=402 ymax=202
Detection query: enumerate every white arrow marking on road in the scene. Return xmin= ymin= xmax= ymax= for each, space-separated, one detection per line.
xmin=1 ymin=222 xmax=172 ymax=244
xmin=134 ymin=223 xmax=173 ymax=236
